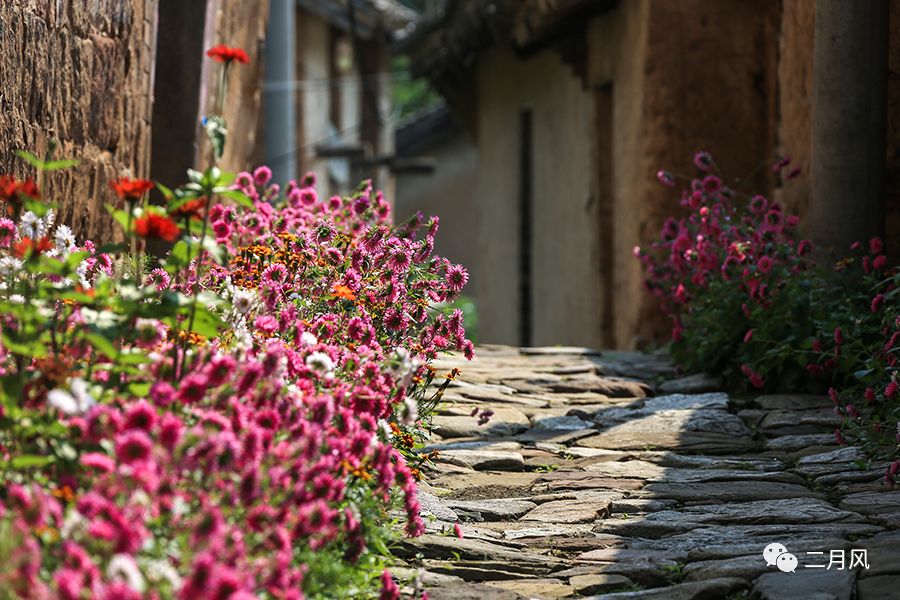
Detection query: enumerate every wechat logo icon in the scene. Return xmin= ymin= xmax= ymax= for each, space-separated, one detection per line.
xmin=763 ymin=542 xmax=798 ymax=573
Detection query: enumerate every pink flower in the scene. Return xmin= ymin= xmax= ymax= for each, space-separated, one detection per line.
xmin=757 ymin=256 xmax=774 ymax=274
xmin=693 ymin=151 xmax=713 ymax=171
xmin=123 ymin=400 xmax=157 ymax=431
xmin=445 ymin=264 xmax=469 ymax=292
xmin=159 ymin=413 xmax=183 ymax=451
xmin=833 ymin=327 xmax=843 ymax=347
xmin=870 ymin=237 xmax=883 ymax=255
xmin=454 ymin=523 xmax=464 ymax=539
xmin=150 ymin=381 xmax=176 ymax=407
xmin=749 ymin=195 xmax=768 ymax=214
xmin=80 ymin=452 xmax=115 ymax=473
xmin=261 ymin=263 xmax=289 ymax=288
xmin=0 ymin=218 xmax=16 ymax=246
xmin=114 ymin=430 xmax=152 ymax=464
xmin=743 ymin=329 xmax=754 ymax=343
xmin=178 ymin=372 xmax=208 ymax=403
xmin=873 ymin=254 xmax=887 ymax=270
xmin=253 ymin=166 xmax=272 ymax=186
xmin=886 ymin=381 xmax=898 ymax=398
xmin=380 ymin=571 xmax=400 ymax=600
xmin=702 ymin=175 xmax=722 ymax=193
xmin=656 ymin=170 xmax=676 ymax=187
xmin=740 ymin=364 xmax=765 ymax=388
xmin=872 ymin=294 xmax=886 ymax=313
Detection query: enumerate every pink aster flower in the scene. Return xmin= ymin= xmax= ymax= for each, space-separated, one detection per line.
xmin=445 ymin=264 xmax=469 ymax=292
xmin=159 ymin=413 xmax=183 ymax=451
xmin=261 ymin=263 xmax=289 ymax=289
xmin=656 ymin=170 xmax=676 ymax=187
xmin=693 ymin=151 xmax=713 ymax=172
xmin=80 ymin=452 xmax=115 ymax=473
xmin=178 ymin=372 xmax=209 ymax=404
xmin=253 ymin=166 xmax=272 ymax=187
xmin=0 ymin=218 xmax=16 ymax=246
xmin=756 ymin=256 xmax=774 ymax=274
xmin=870 ymin=237 xmax=883 ymax=255
xmin=114 ymin=430 xmax=153 ymax=464
xmin=123 ymin=400 xmax=157 ymax=431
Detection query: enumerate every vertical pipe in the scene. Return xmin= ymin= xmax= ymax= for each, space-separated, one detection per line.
xmin=809 ymin=0 xmax=888 ymax=258
xmin=519 ymin=109 xmax=533 ymax=348
xmin=264 ymin=0 xmax=297 ymax=185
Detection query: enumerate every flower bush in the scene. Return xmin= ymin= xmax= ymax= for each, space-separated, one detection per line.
xmin=638 ymin=152 xmax=899 ymax=466
xmin=0 ymin=46 xmax=470 ymax=599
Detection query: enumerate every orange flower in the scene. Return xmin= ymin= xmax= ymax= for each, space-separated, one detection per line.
xmin=206 ymin=45 xmax=250 ymax=64
xmin=134 ymin=213 xmax=181 ymax=242
xmin=109 ymin=178 xmax=154 ymax=201
xmin=1 ymin=175 xmax=40 ymax=203
xmin=171 ymin=197 xmax=207 ymax=220
xmin=13 ymin=236 xmax=52 ymax=258
xmin=50 ymin=486 xmax=76 ymax=503
xmin=332 ymin=284 xmax=356 ymax=301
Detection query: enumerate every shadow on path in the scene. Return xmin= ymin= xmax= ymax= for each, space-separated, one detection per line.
xmin=395 ymin=345 xmax=900 ymax=600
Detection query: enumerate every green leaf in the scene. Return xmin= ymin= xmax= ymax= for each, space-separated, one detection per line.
xmin=42 ymin=159 xmax=80 ymax=171
xmin=185 ymin=305 xmax=224 ymax=338
xmin=16 ymin=150 xmax=79 ymax=171
xmin=218 ymin=189 xmax=254 ymax=209
xmin=94 ymin=242 xmax=127 ymax=255
xmin=23 ymin=198 xmax=57 ymax=218
xmin=105 ymin=205 xmax=133 ymax=233
xmin=126 ymin=382 xmax=152 ymax=396
xmin=10 ymin=454 xmax=54 ymax=469
xmin=155 ymin=181 xmax=175 ymax=201
xmin=84 ymin=332 xmax=117 ymax=359
xmin=1 ymin=332 xmax=48 ymax=358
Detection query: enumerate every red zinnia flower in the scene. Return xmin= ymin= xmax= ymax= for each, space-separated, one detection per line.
xmin=134 ymin=213 xmax=181 ymax=242
xmin=171 ymin=197 xmax=207 ymax=220
xmin=13 ymin=236 xmax=52 ymax=258
xmin=109 ymin=178 xmax=154 ymax=201
xmin=206 ymin=45 xmax=250 ymax=64
xmin=1 ymin=176 xmax=41 ymax=203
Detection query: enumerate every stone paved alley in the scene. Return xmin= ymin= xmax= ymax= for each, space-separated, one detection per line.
xmin=395 ymin=346 xmax=900 ymax=599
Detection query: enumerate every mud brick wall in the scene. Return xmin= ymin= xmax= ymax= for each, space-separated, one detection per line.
xmin=0 ymin=0 xmax=158 ymax=242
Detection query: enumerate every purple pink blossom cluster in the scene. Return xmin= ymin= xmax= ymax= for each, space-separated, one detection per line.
xmin=641 ymin=151 xmax=900 ymax=473
xmin=0 ymin=165 xmax=470 ymax=598
xmin=641 ymin=152 xmax=811 ymax=361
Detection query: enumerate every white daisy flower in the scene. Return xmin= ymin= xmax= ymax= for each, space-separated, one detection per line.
xmin=54 ymin=224 xmax=77 ymax=253
xmin=47 ymin=378 xmax=96 ymax=415
xmin=306 ymin=351 xmax=335 ymax=375
xmin=107 ymin=554 xmax=145 ymax=593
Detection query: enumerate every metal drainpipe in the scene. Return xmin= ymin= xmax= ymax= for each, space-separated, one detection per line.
xmin=264 ymin=0 xmax=297 ymax=185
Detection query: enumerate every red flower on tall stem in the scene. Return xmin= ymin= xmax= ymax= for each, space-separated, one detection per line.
xmin=13 ymin=236 xmax=52 ymax=258
xmin=134 ymin=213 xmax=181 ymax=242
xmin=206 ymin=45 xmax=249 ymax=65
xmin=109 ymin=178 xmax=154 ymax=201
xmin=171 ymin=198 xmax=207 ymax=221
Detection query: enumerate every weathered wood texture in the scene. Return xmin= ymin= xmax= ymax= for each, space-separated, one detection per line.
xmin=0 ymin=0 xmax=158 ymax=242
xmin=200 ymin=0 xmax=270 ymax=175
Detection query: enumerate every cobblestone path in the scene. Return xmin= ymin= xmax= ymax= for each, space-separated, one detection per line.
xmin=394 ymin=346 xmax=900 ymax=599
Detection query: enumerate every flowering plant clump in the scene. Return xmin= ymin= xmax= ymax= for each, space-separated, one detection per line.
xmin=0 ymin=45 xmax=470 ymax=599
xmin=639 ymin=152 xmax=899 ymax=464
